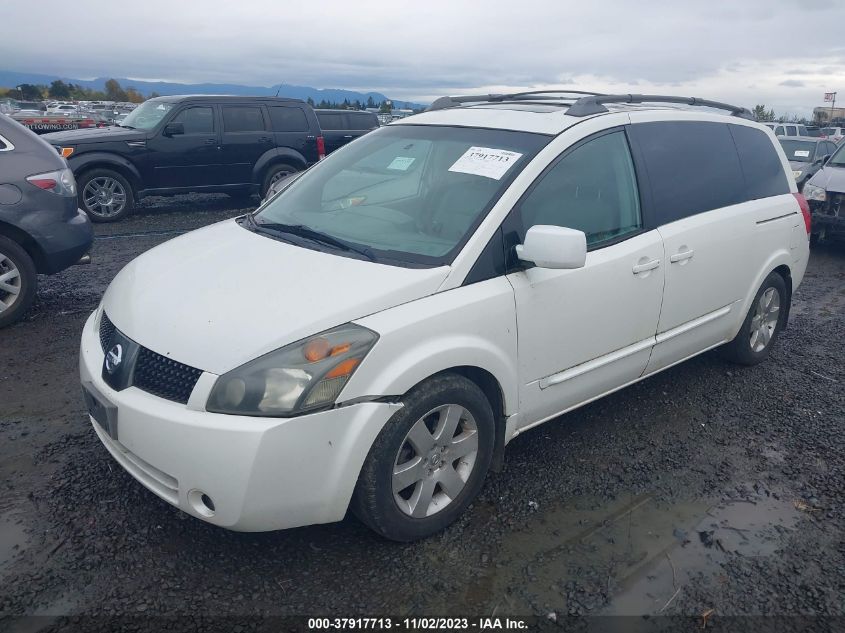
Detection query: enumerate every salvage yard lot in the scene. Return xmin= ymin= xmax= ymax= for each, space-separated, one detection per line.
xmin=0 ymin=195 xmax=843 ymax=621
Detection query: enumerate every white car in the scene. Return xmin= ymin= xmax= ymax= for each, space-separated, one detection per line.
xmin=80 ymin=92 xmax=811 ymax=541
xmin=46 ymin=104 xmax=78 ymax=117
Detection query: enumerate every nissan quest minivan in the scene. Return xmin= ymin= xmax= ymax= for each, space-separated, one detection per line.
xmin=80 ymin=92 xmax=811 ymax=541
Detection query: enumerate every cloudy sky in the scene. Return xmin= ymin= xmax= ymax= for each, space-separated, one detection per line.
xmin=5 ymin=0 xmax=845 ymax=116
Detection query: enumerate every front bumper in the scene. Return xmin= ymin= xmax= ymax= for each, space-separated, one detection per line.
xmin=79 ymin=310 xmax=401 ymax=531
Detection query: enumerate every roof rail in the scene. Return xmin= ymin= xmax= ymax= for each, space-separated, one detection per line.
xmin=426 ymin=90 xmax=604 ymax=111
xmin=565 ymin=94 xmax=754 ymax=119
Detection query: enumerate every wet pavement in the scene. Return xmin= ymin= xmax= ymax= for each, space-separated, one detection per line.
xmin=0 ymin=194 xmax=843 ymax=628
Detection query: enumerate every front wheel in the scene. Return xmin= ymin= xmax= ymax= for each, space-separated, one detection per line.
xmin=720 ymin=272 xmax=788 ymax=366
xmin=352 ymin=374 xmax=495 ymax=541
xmin=78 ymin=168 xmax=134 ymax=222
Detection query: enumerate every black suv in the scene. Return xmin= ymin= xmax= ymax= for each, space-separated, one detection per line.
xmin=0 ymin=116 xmax=93 ymax=327
xmin=42 ymin=96 xmax=325 ymax=222
xmin=315 ymin=109 xmax=379 ymax=154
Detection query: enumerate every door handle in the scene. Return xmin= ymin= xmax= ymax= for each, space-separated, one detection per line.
xmin=632 ymin=259 xmax=660 ymax=274
xmin=343 ymin=135 xmax=353 ymax=139
xmin=203 ymin=138 xmax=216 ymax=144
xmin=670 ymin=249 xmax=695 ymax=263
xmin=258 ymin=136 xmax=272 ymax=143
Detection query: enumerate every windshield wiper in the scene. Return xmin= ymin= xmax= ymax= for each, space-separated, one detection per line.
xmin=254 ymin=220 xmax=377 ymax=262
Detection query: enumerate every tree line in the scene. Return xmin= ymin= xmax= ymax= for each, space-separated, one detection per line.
xmin=0 ymin=79 xmax=151 ymax=103
xmin=1 ymin=78 xmax=403 ymax=112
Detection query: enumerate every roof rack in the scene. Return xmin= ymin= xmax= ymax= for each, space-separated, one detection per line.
xmin=426 ymin=91 xmax=754 ymax=120
xmin=426 ymin=90 xmax=604 ymax=111
xmin=566 ymin=94 xmax=753 ymax=119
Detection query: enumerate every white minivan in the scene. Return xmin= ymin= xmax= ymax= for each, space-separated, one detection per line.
xmin=80 ymin=92 xmax=811 ymax=541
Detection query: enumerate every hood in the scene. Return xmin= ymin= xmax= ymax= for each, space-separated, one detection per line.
xmin=41 ymin=126 xmax=145 ymax=145
xmin=102 ymin=219 xmax=449 ymax=374
xmin=807 ymin=163 xmax=845 ymax=193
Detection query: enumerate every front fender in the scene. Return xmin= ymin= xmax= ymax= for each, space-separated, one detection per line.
xmin=340 ymin=277 xmax=519 ymax=416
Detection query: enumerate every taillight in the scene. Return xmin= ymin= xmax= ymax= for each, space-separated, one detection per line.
xmin=316 ymin=136 xmax=326 ymax=160
xmin=26 ymin=168 xmax=77 ymax=197
xmin=793 ymin=192 xmax=811 ymax=234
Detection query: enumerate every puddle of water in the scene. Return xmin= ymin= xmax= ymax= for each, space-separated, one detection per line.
xmin=464 ymin=491 xmax=800 ymax=617
xmin=0 ymin=510 xmax=28 ymax=575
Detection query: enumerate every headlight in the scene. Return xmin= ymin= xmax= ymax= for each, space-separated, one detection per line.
xmin=206 ymin=324 xmax=378 ymax=416
xmin=803 ymin=183 xmax=826 ymax=202
xmin=792 ymin=170 xmax=803 ymax=180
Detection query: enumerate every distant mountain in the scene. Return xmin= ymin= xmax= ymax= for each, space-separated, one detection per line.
xmin=0 ymin=70 xmax=426 ymax=110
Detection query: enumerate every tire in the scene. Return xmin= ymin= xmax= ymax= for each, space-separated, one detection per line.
xmin=0 ymin=236 xmax=37 ymax=328
xmin=261 ymin=163 xmax=298 ymax=198
xmin=351 ymin=373 xmax=495 ymax=541
xmin=78 ymin=168 xmax=134 ymax=222
xmin=720 ymin=272 xmax=788 ymax=366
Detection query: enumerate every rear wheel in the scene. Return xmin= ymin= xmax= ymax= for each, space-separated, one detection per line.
xmin=0 ymin=236 xmax=37 ymax=328
xmin=261 ymin=163 xmax=298 ymax=198
xmin=78 ymin=168 xmax=134 ymax=222
xmin=352 ymin=374 xmax=495 ymax=541
xmin=720 ymin=272 xmax=788 ymax=366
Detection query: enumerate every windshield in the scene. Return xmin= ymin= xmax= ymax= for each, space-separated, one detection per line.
xmin=253 ymin=125 xmax=550 ymax=266
xmin=779 ymin=139 xmax=816 ymax=162
xmin=119 ymin=100 xmax=175 ymax=130
xmin=828 ymin=144 xmax=845 ymax=166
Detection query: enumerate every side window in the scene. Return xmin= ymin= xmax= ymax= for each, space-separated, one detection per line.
xmin=824 ymin=142 xmax=837 ymax=156
xmin=518 ymin=130 xmax=641 ymax=247
xmin=170 ymin=106 xmax=214 ymax=134
xmin=629 ymin=121 xmax=745 ymax=225
xmin=786 ymin=125 xmax=797 ymax=136
xmin=268 ymin=106 xmax=309 ymax=132
xmin=222 ymin=106 xmax=265 ymax=132
xmin=317 ymin=112 xmax=345 ymax=130
xmin=729 ymin=124 xmax=790 ymax=200
xmin=346 ymin=112 xmax=378 ymax=131
xmin=775 ymin=126 xmax=785 ymax=136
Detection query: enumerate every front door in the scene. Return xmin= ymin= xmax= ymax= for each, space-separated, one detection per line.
xmin=506 ymin=129 xmax=665 ymax=428
xmin=145 ymin=105 xmax=221 ymax=189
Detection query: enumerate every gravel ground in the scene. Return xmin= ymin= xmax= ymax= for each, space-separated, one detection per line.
xmin=0 ymin=194 xmax=843 ymax=630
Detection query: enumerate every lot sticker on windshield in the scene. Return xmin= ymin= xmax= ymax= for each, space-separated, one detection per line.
xmin=794 ymin=150 xmax=810 ymax=158
xmin=448 ymin=147 xmax=523 ymax=180
xmin=388 ymin=156 xmax=416 ymax=171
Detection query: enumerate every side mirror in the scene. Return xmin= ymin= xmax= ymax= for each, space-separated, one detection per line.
xmin=821 ymin=154 xmax=831 ymax=165
xmin=515 ymin=225 xmax=587 ymax=269
xmin=163 ymin=122 xmax=184 ymax=137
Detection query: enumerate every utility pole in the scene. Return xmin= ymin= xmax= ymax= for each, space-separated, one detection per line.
xmin=831 ymin=92 xmax=837 ymax=125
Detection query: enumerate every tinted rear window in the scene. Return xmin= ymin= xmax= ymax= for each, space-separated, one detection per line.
xmin=222 ymin=106 xmax=265 ymax=132
xmin=729 ymin=125 xmax=790 ymax=199
xmin=629 ymin=121 xmax=746 ymax=225
xmin=348 ymin=112 xmax=379 ymax=130
xmin=269 ymin=106 xmax=309 ymax=132
xmin=316 ymin=112 xmax=345 ymax=130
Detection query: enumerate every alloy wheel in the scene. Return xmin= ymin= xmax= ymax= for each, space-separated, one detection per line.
xmin=83 ymin=176 xmax=127 ymax=218
xmin=749 ymin=287 xmax=780 ymax=352
xmin=392 ymin=404 xmax=479 ymax=518
xmin=0 ymin=253 xmax=21 ymax=314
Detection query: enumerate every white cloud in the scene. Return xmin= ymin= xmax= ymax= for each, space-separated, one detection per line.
xmin=3 ymin=0 xmax=845 ymax=116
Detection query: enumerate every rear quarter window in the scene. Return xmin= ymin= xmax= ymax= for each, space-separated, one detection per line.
xmin=348 ymin=112 xmax=379 ymax=130
xmin=628 ymin=121 xmax=746 ymax=225
xmin=729 ymin=125 xmax=791 ymax=200
xmin=269 ymin=106 xmax=309 ymax=132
